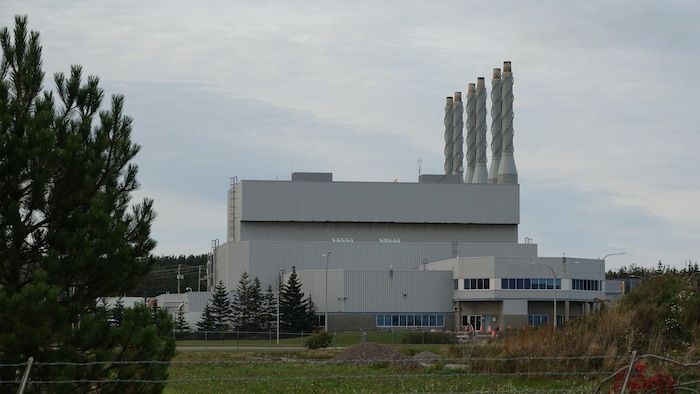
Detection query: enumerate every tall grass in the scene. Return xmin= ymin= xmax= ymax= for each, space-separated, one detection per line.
xmin=447 ymin=272 xmax=700 ymax=376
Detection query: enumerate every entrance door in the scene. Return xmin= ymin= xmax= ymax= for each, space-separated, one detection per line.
xmin=463 ymin=315 xmax=482 ymax=332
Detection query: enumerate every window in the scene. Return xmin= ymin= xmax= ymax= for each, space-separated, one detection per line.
xmin=502 ymin=278 xmax=561 ymax=290
xmin=375 ymin=314 xmax=445 ymax=328
xmin=528 ymin=314 xmax=549 ymax=327
xmin=332 ymin=238 xmax=353 ymax=243
xmin=379 ymin=238 xmax=400 ymax=243
xmin=463 ymin=278 xmax=490 ymax=290
xmin=572 ymin=279 xmax=598 ymax=291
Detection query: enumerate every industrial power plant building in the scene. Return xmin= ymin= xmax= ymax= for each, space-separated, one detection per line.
xmin=210 ymin=61 xmax=605 ymax=332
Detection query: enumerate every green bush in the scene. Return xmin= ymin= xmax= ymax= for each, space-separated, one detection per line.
xmin=402 ymin=331 xmax=456 ymax=344
xmin=304 ymin=330 xmax=334 ymax=349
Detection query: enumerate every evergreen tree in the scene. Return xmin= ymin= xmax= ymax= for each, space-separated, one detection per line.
xmin=196 ymin=304 xmax=215 ymax=332
xmin=174 ymin=305 xmax=191 ymax=332
xmin=306 ymin=296 xmax=319 ymax=331
xmin=209 ymin=280 xmax=233 ymax=331
xmin=0 ymin=16 xmax=174 ymax=391
xmin=279 ymin=267 xmax=316 ymax=333
xmin=248 ymin=277 xmax=263 ymax=331
xmin=260 ymin=284 xmax=278 ymax=332
xmin=231 ymin=271 xmax=251 ymax=330
xmin=231 ymin=272 xmax=265 ymax=332
xmin=111 ymin=296 xmax=125 ymax=326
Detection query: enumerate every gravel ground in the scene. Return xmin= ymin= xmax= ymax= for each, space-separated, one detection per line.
xmin=330 ymin=342 xmax=423 ymax=368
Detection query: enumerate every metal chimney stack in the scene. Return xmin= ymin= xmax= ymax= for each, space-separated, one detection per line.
xmin=465 ymin=83 xmax=477 ymax=183
xmin=497 ymin=61 xmax=518 ymax=184
xmin=451 ymin=92 xmax=464 ymax=175
xmin=488 ymin=68 xmax=502 ymax=184
xmin=472 ymin=77 xmax=488 ymax=183
xmin=443 ymin=96 xmax=454 ymax=174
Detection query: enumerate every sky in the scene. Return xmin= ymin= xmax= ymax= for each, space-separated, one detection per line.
xmin=2 ymin=1 xmax=699 ymax=271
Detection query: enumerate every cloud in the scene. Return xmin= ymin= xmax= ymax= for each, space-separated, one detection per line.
xmin=3 ymin=1 xmax=699 ymax=269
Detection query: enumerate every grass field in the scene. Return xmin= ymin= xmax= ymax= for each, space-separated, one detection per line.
xmin=166 ymin=333 xmax=598 ymax=394
xmin=175 ymin=331 xmax=414 ymax=349
xmin=163 ymin=349 xmax=596 ymax=394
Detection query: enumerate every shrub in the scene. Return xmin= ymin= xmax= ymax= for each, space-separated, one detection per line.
xmin=610 ymin=362 xmax=675 ymax=393
xmin=305 ymin=330 xmax=334 ymax=349
xmin=402 ymin=331 xmax=456 ymax=344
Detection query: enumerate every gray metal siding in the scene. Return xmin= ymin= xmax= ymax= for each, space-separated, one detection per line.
xmin=343 ymin=270 xmax=453 ymax=313
xmin=239 ymin=221 xmax=517 ymax=243
xmin=236 ymin=180 xmax=519 ymax=224
xmin=217 ymin=241 xmax=539 ymax=292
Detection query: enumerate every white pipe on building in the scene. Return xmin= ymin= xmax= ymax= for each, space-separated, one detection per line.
xmin=451 ymin=92 xmax=464 ymax=175
xmin=473 ymin=77 xmax=488 ymax=183
xmin=444 ymin=96 xmax=454 ymax=175
xmin=488 ymin=68 xmax=502 ymax=184
xmin=465 ymin=83 xmax=477 ymax=183
xmin=497 ymin=61 xmax=518 ymax=184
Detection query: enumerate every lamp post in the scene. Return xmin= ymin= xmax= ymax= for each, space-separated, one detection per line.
xmin=531 ymin=261 xmax=577 ymax=329
xmin=531 ymin=262 xmax=558 ymax=329
xmin=276 ymin=269 xmax=283 ymax=345
xmin=598 ymin=253 xmax=625 ymax=308
xmin=323 ymin=251 xmax=332 ymax=332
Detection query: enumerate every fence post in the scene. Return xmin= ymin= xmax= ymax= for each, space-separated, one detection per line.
xmin=620 ymin=349 xmax=637 ymax=393
xmin=17 ymin=357 xmax=33 ymax=394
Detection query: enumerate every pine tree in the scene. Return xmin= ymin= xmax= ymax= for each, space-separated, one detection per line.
xmin=231 ymin=271 xmax=251 ymax=330
xmin=174 ymin=305 xmax=191 ymax=332
xmin=279 ymin=267 xmax=316 ymax=333
xmin=248 ymin=277 xmax=263 ymax=331
xmin=196 ymin=304 xmax=215 ymax=332
xmin=0 ymin=16 xmax=174 ymax=391
xmin=209 ymin=280 xmax=233 ymax=331
xmin=232 ymin=272 xmax=266 ymax=332
xmin=260 ymin=284 xmax=277 ymax=332
xmin=111 ymin=296 xmax=125 ymax=326
xmin=306 ymin=296 xmax=319 ymax=331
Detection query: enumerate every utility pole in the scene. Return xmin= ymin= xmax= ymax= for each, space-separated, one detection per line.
xmin=177 ymin=264 xmax=184 ymax=293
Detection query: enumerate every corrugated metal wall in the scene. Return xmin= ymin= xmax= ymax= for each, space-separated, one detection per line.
xmin=235 ymin=180 xmax=519 ymax=224
xmin=296 ymin=269 xmax=453 ymax=314
xmin=239 ymin=221 xmax=517 ymax=243
xmin=219 ymin=241 xmax=538 ymax=291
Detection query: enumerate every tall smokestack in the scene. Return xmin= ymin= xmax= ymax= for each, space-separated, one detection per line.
xmin=472 ymin=77 xmax=488 ymax=183
xmin=497 ymin=61 xmax=518 ymax=184
xmin=488 ymin=68 xmax=502 ymax=184
xmin=443 ymin=96 xmax=454 ymax=174
xmin=465 ymin=83 xmax=476 ymax=183
xmin=451 ymin=92 xmax=464 ymax=175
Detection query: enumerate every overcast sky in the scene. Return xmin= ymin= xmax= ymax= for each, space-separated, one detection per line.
xmin=3 ymin=1 xmax=699 ymax=271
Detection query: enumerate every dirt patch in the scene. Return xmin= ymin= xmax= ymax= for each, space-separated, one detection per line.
xmin=413 ymin=350 xmax=441 ymax=360
xmin=330 ymin=342 xmax=422 ymax=368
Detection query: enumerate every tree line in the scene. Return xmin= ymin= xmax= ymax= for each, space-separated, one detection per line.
xmin=130 ymin=253 xmax=209 ymax=297
xmin=182 ymin=267 xmax=318 ymax=334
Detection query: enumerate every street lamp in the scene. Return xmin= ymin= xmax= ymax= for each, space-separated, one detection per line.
xmin=276 ymin=269 xmax=284 ymax=345
xmin=323 ymin=251 xmax=332 ymax=332
xmin=598 ymin=253 xmax=625 ymax=308
xmin=530 ymin=261 xmax=578 ymax=329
